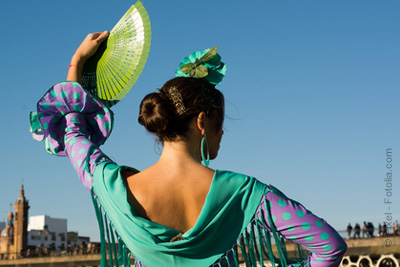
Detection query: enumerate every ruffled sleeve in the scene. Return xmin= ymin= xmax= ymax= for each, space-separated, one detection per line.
xmin=30 ymin=81 xmax=114 ymax=190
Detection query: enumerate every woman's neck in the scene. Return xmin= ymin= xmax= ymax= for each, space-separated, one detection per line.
xmin=158 ymin=139 xmax=201 ymax=168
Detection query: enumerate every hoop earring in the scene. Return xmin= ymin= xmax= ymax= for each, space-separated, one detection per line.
xmin=201 ymin=132 xmax=210 ymax=167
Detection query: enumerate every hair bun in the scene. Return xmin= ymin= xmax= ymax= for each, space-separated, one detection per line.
xmin=138 ymin=77 xmax=224 ymax=142
xmin=138 ymin=92 xmax=173 ymax=135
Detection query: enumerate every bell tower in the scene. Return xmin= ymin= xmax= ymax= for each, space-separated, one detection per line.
xmin=13 ymin=185 xmax=29 ymax=258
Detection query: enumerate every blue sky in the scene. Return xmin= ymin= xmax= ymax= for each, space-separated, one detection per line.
xmin=0 ymin=0 xmax=399 ymax=241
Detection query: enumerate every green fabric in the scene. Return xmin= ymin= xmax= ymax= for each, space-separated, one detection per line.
xmin=92 ymin=161 xmax=266 ymax=267
xmin=29 ymin=112 xmax=44 ymax=141
xmin=175 ymin=46 xmax=227 ymax=85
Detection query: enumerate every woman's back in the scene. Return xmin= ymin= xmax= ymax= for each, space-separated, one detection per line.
xmin=124 ymin=163 xmax=214 ymax=233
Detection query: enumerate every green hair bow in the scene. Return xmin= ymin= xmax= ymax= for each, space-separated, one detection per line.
xmin=175 ymin=46 xmax=227 ymax=85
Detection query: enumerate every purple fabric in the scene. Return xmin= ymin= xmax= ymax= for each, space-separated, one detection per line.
xmin=35 ymin=82 xmax=347 ymax=266
xmin=63 ymin=113 xmax=112 ymax=190
xmin=257 ymin=186 xmax=347 ymax=267
xmin=36 ymin=81 xmax=113 ymax=190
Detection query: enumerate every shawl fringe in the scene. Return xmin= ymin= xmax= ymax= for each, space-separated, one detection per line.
xmin=91 ymin=189 xmax=308 ymax=267
xmin=91 ymin=189 xmax=132 ymax=266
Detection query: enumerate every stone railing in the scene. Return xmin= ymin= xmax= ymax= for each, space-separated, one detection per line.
xmin=340 ymin=254 xmax=399 ymax=267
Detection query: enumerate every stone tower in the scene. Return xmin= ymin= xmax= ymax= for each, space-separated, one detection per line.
xmin=0 ymin=212 xmax=14 ymax=259
xmin=13 ymin=185 xmax=29 ymax=258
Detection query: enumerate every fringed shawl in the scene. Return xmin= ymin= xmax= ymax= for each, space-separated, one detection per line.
xmin=91 ymin=162 xmax=307 ymax=266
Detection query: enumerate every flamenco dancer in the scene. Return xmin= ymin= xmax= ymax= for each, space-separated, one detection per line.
xmin=30 ymin=30 xmax=347 ymax=266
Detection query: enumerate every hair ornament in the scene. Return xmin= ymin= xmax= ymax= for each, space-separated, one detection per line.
xmin=167 ymin=86 xmax=186 ymax=115
xmin=175 ymin=46 xmax=227 ymax=85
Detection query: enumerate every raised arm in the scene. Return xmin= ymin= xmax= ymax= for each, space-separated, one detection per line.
xmin=32 ymin=32 xmax=116 ymax=190
xmin=67 ymin=31 xmax=109 ymax=83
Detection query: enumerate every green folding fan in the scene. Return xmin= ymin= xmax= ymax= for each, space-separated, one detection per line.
xmin=82 ymin=1 xmax=151 ymax=106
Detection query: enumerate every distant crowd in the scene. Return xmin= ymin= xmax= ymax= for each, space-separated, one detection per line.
xmin=347 ymin=221 xmax=399 ymax=239
xmin=22 ymin=242 xmax=101 ymax=258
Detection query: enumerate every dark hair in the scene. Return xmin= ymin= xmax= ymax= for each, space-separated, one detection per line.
xmin=138 ymin=77 xmax=224 ymax=141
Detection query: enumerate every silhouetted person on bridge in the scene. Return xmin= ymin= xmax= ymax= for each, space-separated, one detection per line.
xmin=347 ymin=223 xmax=353 ymax=239
xmin=368 ymin=222 xmax=375 ymax=237
xmin=383 ymin=222 xmax=388 ymax=236
xmin=362 ymin=222 xmax=368 ymax=238
xmin=354 ymin=223 xmax=361 ymax=238
xmin=367 ymin=222 xmax=374 ymax=237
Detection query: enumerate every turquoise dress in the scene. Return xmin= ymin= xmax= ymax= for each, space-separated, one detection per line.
xmin=31 ymin=82 xmax=347 ymax=266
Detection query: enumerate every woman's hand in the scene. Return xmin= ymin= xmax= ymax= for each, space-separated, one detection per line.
xmin=71 ymin=31 xmax=109 ymax=64
xmin=67 ymin=31 xmax=109 ymax=83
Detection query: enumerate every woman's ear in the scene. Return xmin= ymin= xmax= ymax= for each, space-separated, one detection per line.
xmin=196 ymin=112 xmax=207 ymax=135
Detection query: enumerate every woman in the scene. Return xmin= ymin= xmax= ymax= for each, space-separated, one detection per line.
xmin=31 ymin=32 xmax=347 ymax=266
